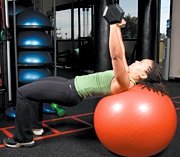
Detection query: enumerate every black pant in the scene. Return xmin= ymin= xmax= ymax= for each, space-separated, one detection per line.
xmin=14 ymin=77 xmax=82 ymax=142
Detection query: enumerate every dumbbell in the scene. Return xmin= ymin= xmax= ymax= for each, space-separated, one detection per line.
xmin=50 ymin=103 xmax=65 ymax=117
xmin=103 ymin=4 xmax=125 ymax=24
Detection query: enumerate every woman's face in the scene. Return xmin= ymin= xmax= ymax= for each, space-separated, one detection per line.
xmin=128 ymin=59 xmax=153 ymax=80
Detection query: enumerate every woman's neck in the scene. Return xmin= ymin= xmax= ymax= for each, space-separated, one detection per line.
xmin=128 ymin=73 xmax=139 ymax=83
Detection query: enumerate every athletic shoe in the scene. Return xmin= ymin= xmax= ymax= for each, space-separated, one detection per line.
xmin=32 ymin=128 xmax=44 ymax=136
xmin=3 ymin=137 xmax=35 ymax=148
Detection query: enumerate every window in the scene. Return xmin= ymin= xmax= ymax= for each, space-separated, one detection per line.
xmin=56 ymin=6 xmax=92 ymax=40
xmin=160 ymin=0 xmax=171 ymax=38
xmin=56 ymin=9 xmax=71 ymax=39
xmin=119 ymin=0 xmax=138 ymax=38
xmin=80 ymin=7 xmax=92 ymax=38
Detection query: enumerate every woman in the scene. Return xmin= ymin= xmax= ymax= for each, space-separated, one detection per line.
xmin=3 ymin=19 xmax=168 ymax=148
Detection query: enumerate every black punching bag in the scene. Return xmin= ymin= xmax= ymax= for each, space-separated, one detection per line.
xmin=136 ymin=0 xmax=160 ymax=62
xmin=94 ymin=0 xmax=112 ymax=72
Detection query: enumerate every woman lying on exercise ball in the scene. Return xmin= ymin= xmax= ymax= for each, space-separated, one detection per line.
xmin=3 ymin=19 xmax=168 ymax=148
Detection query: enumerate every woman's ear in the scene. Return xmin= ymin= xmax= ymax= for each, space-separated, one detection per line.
xmin=140 ymin=73 xmax=148 ymax=79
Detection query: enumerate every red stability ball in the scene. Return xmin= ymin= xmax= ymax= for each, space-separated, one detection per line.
xmin=94 ymin=85 xmax=177 ymax=157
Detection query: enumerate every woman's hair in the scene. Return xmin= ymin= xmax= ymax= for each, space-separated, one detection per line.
xmin=138 ymin=61 xmax=169 ymax=96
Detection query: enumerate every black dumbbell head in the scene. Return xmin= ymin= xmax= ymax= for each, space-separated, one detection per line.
xmin=103 ymin=4 xmax=125 ymax=24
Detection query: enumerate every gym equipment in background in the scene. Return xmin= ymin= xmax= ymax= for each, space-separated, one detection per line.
xmin=50 ymin=103 xmax=65 ymax=117
xmin=5 ymin=6 xmax=56 ymax=118
xmin=18 ymin=68 xmax=52 ymax=84
xmin=8 ymin=4 xmax=26 ymax=16
xmin=5 ymin=103 xmax=64 ymax=118
xmin=5 ymin=106 xmax=16 ymax=118
xmin=43 ymin=103 xmax=56 ymax=114
xmin=16 ymin=10 xmax=54 ymax=84
xmin=18 ymin=51 xmax=52 ymax=64
xmin=43 ymin=103 xmax=65 ymax=118
xmin=16 ymin=10 xmax=52 ymax=29
xmin=17 ymin=31 xmax=53 ymax=49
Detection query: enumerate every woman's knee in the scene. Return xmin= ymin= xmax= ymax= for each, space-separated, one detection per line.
xmin=17 ymin=85 xmax=28 ymax=99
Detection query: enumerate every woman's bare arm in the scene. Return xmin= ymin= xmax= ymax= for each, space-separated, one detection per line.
xmin=109 ymin=21 xmax=130 ymax=90
xmin=115 ymin=24 xmax=129 ymax=71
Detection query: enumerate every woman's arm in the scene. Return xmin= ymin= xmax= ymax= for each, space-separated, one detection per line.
xmin=109 ymin=20 xmax=130 ymax=90
xmin=115 ymin=23 xmax=129 ymax=71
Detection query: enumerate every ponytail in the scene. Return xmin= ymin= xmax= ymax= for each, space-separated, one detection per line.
xmin=137 ymin=61 xmax=169 ymax=96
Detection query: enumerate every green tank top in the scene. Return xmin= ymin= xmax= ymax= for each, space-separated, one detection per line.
xmin=74 ymin=70 xmax=114 ymax=98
